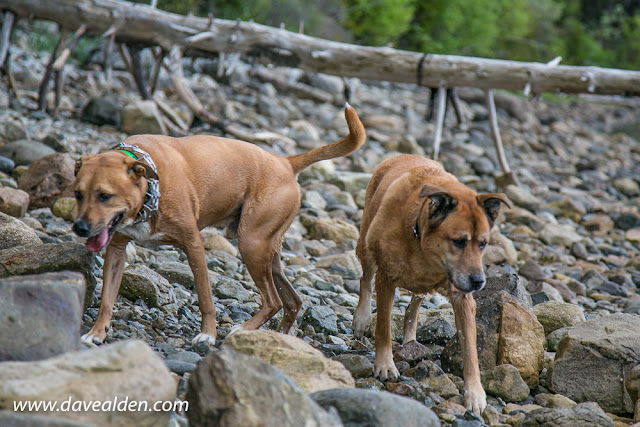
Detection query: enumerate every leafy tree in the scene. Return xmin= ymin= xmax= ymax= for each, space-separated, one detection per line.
xmin=342 ymin=0 xmax=415 ymax=46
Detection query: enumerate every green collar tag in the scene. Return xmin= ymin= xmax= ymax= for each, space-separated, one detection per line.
xmin=118 ymin=149 xmax=138 ymax=160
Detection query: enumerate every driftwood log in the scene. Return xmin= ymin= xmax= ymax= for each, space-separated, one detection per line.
xmin=2 ymin=0 xmax=640 ymax=97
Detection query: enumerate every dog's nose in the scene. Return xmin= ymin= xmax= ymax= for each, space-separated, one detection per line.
xmin=469 ymin=274 xmax=486 ymax=291
xmin=72 ymin=219 xmax=90 ymax=237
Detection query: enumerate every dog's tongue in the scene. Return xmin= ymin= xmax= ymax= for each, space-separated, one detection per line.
xmin=86 ymin=228 xmax=109 ymax=252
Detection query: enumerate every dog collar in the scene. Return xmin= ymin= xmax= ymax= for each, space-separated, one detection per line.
xmin=115 ymin=142 xmax=160 ymax=224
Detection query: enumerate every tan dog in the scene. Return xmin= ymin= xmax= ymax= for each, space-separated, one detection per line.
xmin=73 ymin=105 xmax=365 ymax=346
xmin=352 ymin=154 xmax=510 ymax=415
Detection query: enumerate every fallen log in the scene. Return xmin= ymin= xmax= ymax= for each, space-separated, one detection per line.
xmin=2 ymin=0 xmax=640 ymax=97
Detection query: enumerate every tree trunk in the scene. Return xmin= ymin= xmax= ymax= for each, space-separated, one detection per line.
xmin=2 ymin=0 xmax=640 ymax=96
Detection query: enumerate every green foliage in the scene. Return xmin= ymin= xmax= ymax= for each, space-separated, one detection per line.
xmin=342 ymin=0 xmax=415 ymax=46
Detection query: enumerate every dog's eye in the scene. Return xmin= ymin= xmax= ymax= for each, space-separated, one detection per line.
xmin=74 ymin=191 xmax=83 ymax=201
xmin=98 ymin=193 xmax=113 ymax=202
xmin=479 ymin=241 xmax=487 ymax=250
xmin=452 ymin=239 xmax=467 ymax=249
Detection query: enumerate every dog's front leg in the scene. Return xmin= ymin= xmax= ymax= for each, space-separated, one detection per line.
xmin=183 ymin=239 xmax=217 ymax=346
xmin=82 ymin=234 xmax=129 ymax=345
xmin=451 ymin=292 xmax=486 ymax=415
xmin=373 ymin=274 xmax=399 ymax=380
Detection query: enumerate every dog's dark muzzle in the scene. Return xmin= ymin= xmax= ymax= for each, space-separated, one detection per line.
xmin=72 ymin=219 xmax=91 ymax=237
xmin=469 ymin=274 xmax=486 ymax=291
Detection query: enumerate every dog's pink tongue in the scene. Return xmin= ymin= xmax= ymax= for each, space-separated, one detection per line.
xmin=86 ymin=228 xmax=109 ymax=252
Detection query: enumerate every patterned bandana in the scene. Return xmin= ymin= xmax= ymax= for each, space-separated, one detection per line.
xmin=115 ymin=142 xmax=160 ymax=224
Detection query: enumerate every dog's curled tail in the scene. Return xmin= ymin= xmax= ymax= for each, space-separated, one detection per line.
xmin=287 ymin=103 xmax=366 ymax=175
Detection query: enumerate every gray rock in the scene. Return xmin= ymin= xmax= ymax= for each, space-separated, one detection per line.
xmin=165 ymin=359 xmax=197 ymax=375
xmin=521 ymin=402 xmax=613 ymax=427
xmin=311 ymin=388 xmax=440 ymax=427
xmin=212 ymin=276 xmax=250 ymax=303
xmin=533 ymin=301 xmax=585 ymax=335
xmin=0 ymin=121 xmax=28 ymax=142
xmin=0 ymin=340 xmax=176 ymax=427
xmin=549 ymin=313 xmax=640 ymax=414
xmin=405 ymin=360 xmax=459 ymax=397
xmin=0 ymin=155 xmax=14 ymax=175
xmin=0 ymin=140 xmax=56 ymax=166
xmin=80 ymin=96 xmax=122 ymax=128
xmin=301 ymin=306 xmax=339 ymax=335
xmin=168 ymin=350 xmax=202 ymax=364
xmin=186 ymin=348 xmax=342 ymax=427
xmin=121 ymin=100 xmax=167 ymax=135
xmin=120 ymin=264 xmax=176 ymax=309
xmin=326 ymin=171 xmax=373 ymax=195
xmin=153 ymin=261 xmax=195 ymax=289
xmin=0 ymin=272 xmax=85 ymax=361
xmin=504 ymin=184 xmax=541 ymax=211
xmin=539 ymin=223 xmax=583 ymax=248
xmin=546 ymin=327 xmax=571 ymax=352
xmin=416 ymin=317 xmax=456 ymax=346
xmin=0 ymin=212 xmax=41 ymax=250
xmin=612 ymin=177 xmax=640 ymax=197
xmin=481 ymin=364 xmax=530 ymax=402
xmin=332 ymin=354 xmax=374 ymax=378
xmin=0 ymin=242 xmax=96 ymax=308
xmin=0 ymin=411 xmax=95 ymax=427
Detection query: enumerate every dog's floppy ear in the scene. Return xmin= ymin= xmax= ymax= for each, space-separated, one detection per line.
xmin=477 ymin=193 xmax=511 ymax=228
xmin=74 ymin=156 xmax=88 ymax=176
xmin=130 ymin=161 xmax=159 ymax=181
xmin=419 ymin=184 xmax=456 ymax=229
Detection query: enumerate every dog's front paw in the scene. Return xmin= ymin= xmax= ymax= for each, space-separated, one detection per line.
xmin=464 ymin=384 xmax=487 ymax=416
xmin=374 ymin=355 xmax=399 ymax=381
xmin=352 ymin=312 xmax=372 ymax=338
xmin=192 ymin=333 xmax=216 ymax=346
xmin=81 ymin=331 xmax=104 ymax=347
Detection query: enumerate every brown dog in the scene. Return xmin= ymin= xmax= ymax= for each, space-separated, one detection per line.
xmin=73 ymin=105 xmax=365 ymax=346
xmin=352 ymin=154 xmax=510 ymax=415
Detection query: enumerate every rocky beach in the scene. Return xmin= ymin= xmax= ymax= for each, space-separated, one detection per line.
xmin=1 ymin=24 xmax=640 ymax=427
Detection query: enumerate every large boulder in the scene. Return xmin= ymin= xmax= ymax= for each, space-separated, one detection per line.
xmin=0 ymin=242 xmax=96 ymax=308
xmin=223 ymin=330 xmax=355 ymax=392
xmin=0 ymin=272 xmax=85 ymax=361
xmin=442 ymin=274 xmax=544 ymax=389
xmin=17 ymin=153 xmax=76 ymax=209
xmin=521 ymin=402 xmax=613 ymax=427
xmin=185 ymin=348 xmax=342 ymax=427
xmin=0 ymin=340 xmax=176 ymax=427
xmin=0 ymin=212 xmax=41 ymax=250
xmin=311 ymin=388 xmax=440 ymax=427
xmin=549 ymin=313 xmax=640 ymax=414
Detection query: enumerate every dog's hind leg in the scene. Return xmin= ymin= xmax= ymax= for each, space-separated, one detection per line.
xmin=402 ymin=293 xmax=425 ymax=344
xmin=82 ymin=233 xmax=130 ymax=345
xmin=352 ymin=248 xmax=376 ymax=338
xmin=231 ymin=234 xmax=283 ymax=334
xmin=272 ymin=254 xmax=302 ymax=333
